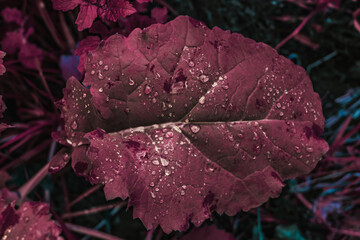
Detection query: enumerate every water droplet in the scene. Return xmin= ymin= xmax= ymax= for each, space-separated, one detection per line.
xmin=190 ymin=125 xmax=200 ymax=133
xmin=63 ymin=153 xmax=70 ymax=162
xmin=222 ymin=84 xmax=229 ymax=90
xmin=23 ymin=216 xmax=30 ymax=223
xmin=82 ymin=93 xmax=87 ymax=98
xmin=98 ymin=88 xmax=103 ymax=93
xmin=279 ymin=112 xmax=284 ymax=116
xmin=306 ymin=147 xmax=314 ymax=153
xmin=276 ymin=103 xmax=281 ymax=108
xmin=165 ymin=169 xmax=171 ymax=176
xmin=151 ymin=192 xmax=156 ymax=198
xmin=238 ymin=133 xmax=244 ymax=139
xmin=98 ymin=72 xmax=104 ymax=79
xmin=188 ymin=61 xmax=195 ymax=67
xmin=90 ymin=70 xmax=95 ymax=75
xmin=129 ymin=78 xmax=135 ymax=86
xmin=103 ymin=65 xmax=109 ymax=71
xmin=295 ymin=146 xmax=301 ymax=153
xmin=252 ymin=132 xmax=259 ymax=140
xmin=71 ymin=121 xmax=78 ymax=130
xmin=199 ymin=96 xmax=205 ymax=105
xmin=160 ymin=158 xmax=169 ymax=167
xmin=149 ymin=182 xmax=155 ymax=187
xmin=199 ymin=74 xmax=209 ymax=83
xmin=98 ymin=60 xmax=103 ymax=66
xmin=152 ymin=159 xmax=160 ymax=166
xmin=165 ymin=131 xmax=173 ymax=138
xmin=180 ymin=190 xmax=185 ymax=196
xmin=144 ymin=85 xmax=152 ymax=94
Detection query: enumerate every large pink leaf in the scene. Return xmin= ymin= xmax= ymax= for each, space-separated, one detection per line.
xmin=54 ymin=16 xmax=329 ymax=233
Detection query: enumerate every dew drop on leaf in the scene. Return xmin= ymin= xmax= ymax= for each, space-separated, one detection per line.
xmin=152 ymin=159 xmax=160 ymax=166
xmin=98 ymin=88 xmax=103 ymax=93
xmin=144 ymin=85 xmax=152 ymax=95
xmin=190 ymin=125 xmax=201 ymax=133
xmin=199 ymin=74 xmax=209 ymax=83
xmin=306 ymin=147 xmax=314 ymax=153
xmin=160 ymin=157 xmax=169 ymax=167
xmin=71 ymin=121 xmax=78 ymax=130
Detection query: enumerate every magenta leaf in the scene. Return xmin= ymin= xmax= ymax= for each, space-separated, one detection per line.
xmin=0 ymin=200 xmax=62 ymax=239
xmin=1 ymin=7 xmax=23 ymax=25
xmin=180 ymin=225 xmax=235 ymax=240
xmin=52 ymin=0 xmax=138 ymax=31
xmin=54 ymin=16 xmax=329 ymax=233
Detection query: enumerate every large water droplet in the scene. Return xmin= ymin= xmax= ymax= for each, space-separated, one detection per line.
xmin=160 ymin=157 xmax=169 ymax=167
xmin=165 ymin=131 xmax=173 ymax=138
xmin=190 ymin=125 xmax=201 ymax=133
xmin=165 ymin=169 xmax=171 ymax=176
xmin=152 ymin=159 xmax=160 ymax=166
xmin=199 ymin=74 xmax=209 ymax=83
xmin=98 ymin=72 xmax=104 ymax=80
xmin=144 ymin=85 xmax=152 ymax=95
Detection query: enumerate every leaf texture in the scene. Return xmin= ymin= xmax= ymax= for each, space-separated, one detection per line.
xmin=54 ymin=16 xmax=329 ymax=233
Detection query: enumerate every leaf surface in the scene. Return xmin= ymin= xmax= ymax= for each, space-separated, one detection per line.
xmin=55 ymin=16 xmax=329 ymax=233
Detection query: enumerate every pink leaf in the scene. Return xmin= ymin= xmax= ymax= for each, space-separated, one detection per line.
xmin=1 ymin=7 xmax=23 ymax=25
xmin=18 ymin=43 xmax=43 ymax=70
xmin=353 ymin=8 xmax=360 ymax=32
xmin=54 ymin=16 xmax=329 ymax=233
xmin=75 ymin=3 xmax=98 ymax=31
xmin=0 ymin=200 xmax=62 ymax=239
xmin=75 ymin=36 xmax=101 ymax=74
xmin=136 ymin=0 xmax=153 ymax=3
xmin=53 ymin=0 xmax=83 ymax=11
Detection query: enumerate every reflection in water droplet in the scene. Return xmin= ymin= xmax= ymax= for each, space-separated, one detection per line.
xmin=144 ymin=85 xmax=152 ymax=94
xmin=199 ymin=74 xmax=209 ymax=83
xmin=190 ymin=125 xmax=200 ymax=133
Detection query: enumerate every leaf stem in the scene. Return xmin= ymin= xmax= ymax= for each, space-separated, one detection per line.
xmin=17 ymin=161 xmax=50 ymax=204
xmin=65 ymin=223 xmax=124 ymax=240
xmin=68 ymin=184 xmax=103 ymax=208
xmin=62 ymin=202 xmax=126 ymax=219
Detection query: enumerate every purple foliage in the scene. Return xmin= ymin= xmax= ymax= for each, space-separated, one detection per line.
xmin=51 ymin=16 xmax=329 ymax=233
